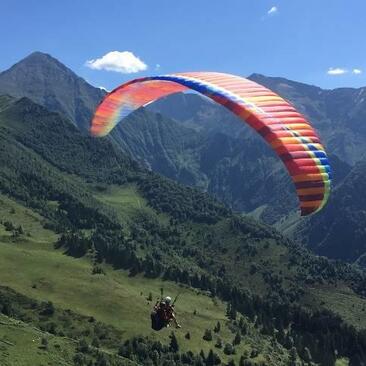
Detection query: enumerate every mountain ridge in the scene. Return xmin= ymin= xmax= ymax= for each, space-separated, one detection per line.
xmin=2 ymin=52 xmax=366 ymax=265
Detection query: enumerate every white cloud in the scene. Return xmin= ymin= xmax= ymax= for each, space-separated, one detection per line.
xmin=353 ymin=68 xmax=362 ymax=75
xmin=155 ymin=64 xmax=161 ymax=71
xmin=327 ymin=67 xmax=348 ymax=75
xmin=85 ymin=51 xmax=147 ymax=74
xmin=267 ymin=6 xmax=278 ymax=15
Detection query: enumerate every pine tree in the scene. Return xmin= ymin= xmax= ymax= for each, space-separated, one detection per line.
xmin=169 ymin=332 xmax=179 ymax=353
xmin=302 ymin=347 xmax=312 ymax=363
xmin=203 ymin=329 xmax=213 ymax=341
xmin=226 ymin=303 xmax=237 ymax=320
xmin=230 ymin=306 xmax=237 ymax=321
xmin=215 ymin=338 xmax=223 ymax=349
xmin=206 ymin=349 xmax=215 ymax=366
xmin=200 ymin=349 xmax=206 ymax=360
xmin=205 ymin=349 xmax=221 ymax=366
xmin=95 ymin=352 xmax=108 ymax=366
xmin=91 ymin=337 xmax=100 ymax=348
xmin=226 ymin=303 xmax=231 ymax=318
xmin=288 ymin=347 xmax=298 ymax=366
xmin=233 ymin=332 xmax=241 ymax=345
xmin=239 ymin=355 xmax=248 ymax=366
xmin=41 ymin=337 xmax=48 ymax=349
xmin=214 ymin=321 xmax=221 ymax=333
xmin=224 ymin=343 xmax=234 ymax=355
xmin=77 ymin=338 xmax=89 ymax=353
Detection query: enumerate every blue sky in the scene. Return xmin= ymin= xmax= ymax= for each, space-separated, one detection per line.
xmin=1 ymin=0 xmax=365 ymax=90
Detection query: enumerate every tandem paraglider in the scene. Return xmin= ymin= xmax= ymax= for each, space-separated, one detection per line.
xmin=151 ymin=290 xmax=181 ymax=331
xmin=91 ymin=72 xmax=331 ymax=216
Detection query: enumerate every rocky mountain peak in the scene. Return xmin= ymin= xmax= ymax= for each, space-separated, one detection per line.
xmin=0 ymin=51 xmax=104 ymax=131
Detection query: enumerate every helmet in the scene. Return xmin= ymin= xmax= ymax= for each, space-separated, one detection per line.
xmin=165 ymin=296 xmax=172 ymax=304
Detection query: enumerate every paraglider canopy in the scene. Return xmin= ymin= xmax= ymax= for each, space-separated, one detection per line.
xmin=91 ymin=72 xmax=331 ymax=216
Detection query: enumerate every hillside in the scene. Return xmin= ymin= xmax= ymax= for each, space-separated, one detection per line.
xmin=148 ymin=76 xmax=366 ymax=263
xmin=290 ymin=160 xmax=366 ymax=264
xmin=1 ymin=52 xmax=366 ymax=274
xmin=0 ymin=192 xmax=294 ymax=365
xmin=0 ymin=198 xmax=286 ymax=365
xmin=110 ymin=109 xmax=206 ymax=187
xmin=148 ymin=75 xmax=366 ymax=217
xmin=0 ymin=94 xmax=365 ymax=365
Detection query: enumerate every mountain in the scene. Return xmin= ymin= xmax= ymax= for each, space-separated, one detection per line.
xmin=147 ymin=76 xmax=366 ymax=262
xmin=0 ymin=51 xmax=105 ymax=131
xmin=0 ymin=52 xmax=322 ymax=221
xmin=1 ymin=52 xmax=366 ymax=267
xmin=0 ymin=52 xmax=210 ymax=187
xmin=147 ymin=92 xmax=297 ymax=220
xmin=150 ymin=73 xmax=366 ymax=172
xmin=0 ymin=94 xmax=365 ymax=365
xmin=110 ymin=109 xmax=207 ymax=187
xmin=147 ymin=92 xmax=245 ymax=138
xmin=0 ymin=52 xmax=302 ymax=221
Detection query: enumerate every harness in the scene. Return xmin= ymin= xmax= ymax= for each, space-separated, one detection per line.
xmin=151 ymin=302 xmax=174 ymax=331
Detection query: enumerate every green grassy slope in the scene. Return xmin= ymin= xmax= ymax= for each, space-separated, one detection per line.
xmin=0 ymin=194 xmax=292 ymax=365
xmin=0 ymin=312 xmax=137 ymax=366
xmin=0 ymin=314 xmax=75 ymax=366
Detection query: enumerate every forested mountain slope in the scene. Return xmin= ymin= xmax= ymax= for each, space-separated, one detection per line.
xmin=1 ymin=52 xmax=366 ymax=271
xmin=291 ymin=159 xmax=366 ymax=264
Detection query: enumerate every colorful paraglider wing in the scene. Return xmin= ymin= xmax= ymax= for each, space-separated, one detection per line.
xmin=91 ymin=72 xmax=331 ymax=216
xmin=91 ymin=79 xmax=188 ymax=137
